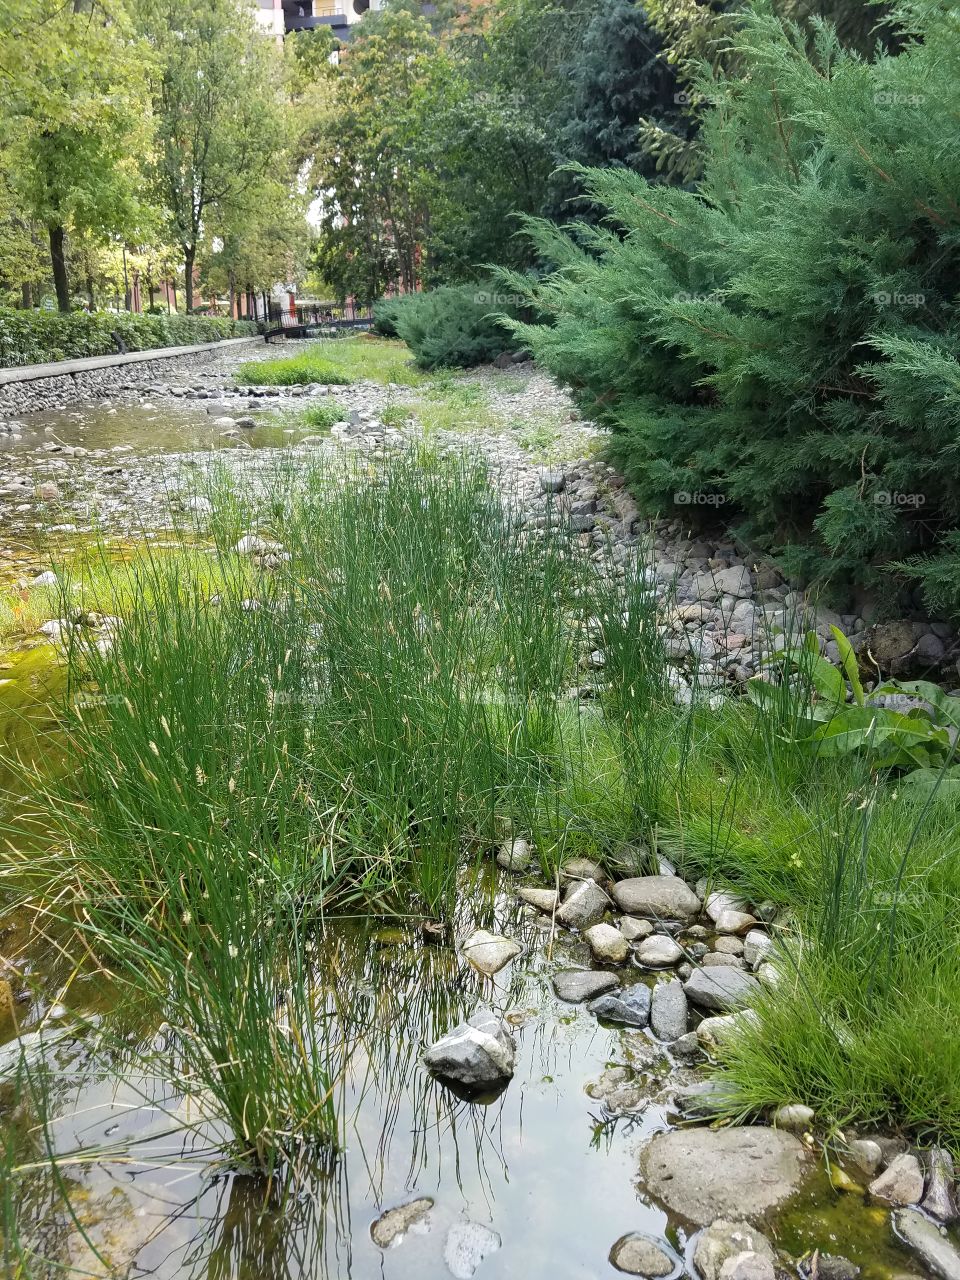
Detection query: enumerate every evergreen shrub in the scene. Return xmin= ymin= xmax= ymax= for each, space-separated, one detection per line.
xmin=500 ymin=0 xmax=960 ymax=613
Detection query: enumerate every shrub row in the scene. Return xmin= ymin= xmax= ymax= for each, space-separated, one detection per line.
xmin=373 ymin=285 xmax=517 ymax=370
xmin=502 ymin=0 xmax=960 ymax=616
xmin=0 ymin=310 xmax=261 ymax=368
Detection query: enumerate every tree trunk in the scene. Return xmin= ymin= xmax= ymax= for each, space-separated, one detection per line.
xmin=20 ymin=282 xmax=32 ymax=309
xmin=148 ymin=283 xmax=156 ymax=311
xmin=49 ymin=224 xmax=69 ymax=312
xmin=184 ymin=246 xmax=195 ymax=313
xmin=228 ymin=272 xmax=236 ymax=320
xmin=86 ymin=274 xmax=95 ymax=312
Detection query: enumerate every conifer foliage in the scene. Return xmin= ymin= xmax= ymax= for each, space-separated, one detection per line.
xmin=501 ymin=0 xmax=960 ymax=609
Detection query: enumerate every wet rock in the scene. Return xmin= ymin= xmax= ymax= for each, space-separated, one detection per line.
xmin=552 ymin=969 xmax=619 ymax=1003
xmin=713 ymin=935 xmax=744 ymax=955
xmin=588 ymin=985 xmax=651 ymax=1028
xmin=621 ymin=916 xmax=654 ymax=942
xmin=718 ymin=1252 xmax=775 ymax=1280
xmin=584 ymin=922 xmax=629 ymax=964
xmin=650 ymin=978 xmax=688 ymax=1040
xmin=922 ymin=1148 xmax=959 ymax=1223
xmin=587 ymin=1065 xmax=648 ymax=1114
xmin=444 ymin=1221 xmax=501 ymax=1279
xmin=236 ymin=416 xmax=256 ymax=428
xmin=693 ymin=1219 xmax=777 ymax=1280
xmin=635 ymin=935 xmax=683 ymax=968
xmin=870 ymin=1153 xmax=924 ymax=1206
xmin=461 ymin=929 xmax=522 ymax=976
xmin=422 ymin=1008 xmax=515 ymax=1090
xmin=640 ymin=1127 xmax=811 ymax=1225
xmin=370 ymin=1197 xmax=433 ymax=1247
xmin=684 ymin=966 xmax=759 ymax=1011
xmin=810 ymin=1256 xmax=860 ymax=1280
xmin=556 ymin=877 xmax=610 ymax=929
xmin=496 ymin=837 xmax=531 ymax=871
xmin=773 ymin=1103 xmax=815 ymax=1132
xmin=517 ymin=887 xmax=558 ymax=913
xmin=893 ymin=1208 xmax=960 ymax=1280
xmin=846 ymin=1139 xmax=884 ymax=1177
xmin=612 ymin=875 xmax=701 ymax=922
xmin=608 ymin=1233 xmax=675 ymax=1277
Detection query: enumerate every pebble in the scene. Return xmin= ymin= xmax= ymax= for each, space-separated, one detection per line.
xmin=552 ymin=969 xmax=619 ymax=1003
xmin=635 ymin=935 xmax=683 ymax=968
xmin=773 ymin=1103 xmax=815 ymax=1132
xmin=584 ymin=922 xmax=629 ymax=964
xmin=650 ymin=978 xmax=688 ymax=1040
xmin=443 ymin=1222 xmax=501 ymax=1280
xmin=370 ymin=1197 xmax=433 ymax=1247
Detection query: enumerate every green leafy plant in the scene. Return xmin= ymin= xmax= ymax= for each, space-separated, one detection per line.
xmin=750 ymin=626 xmax=960 ymax=773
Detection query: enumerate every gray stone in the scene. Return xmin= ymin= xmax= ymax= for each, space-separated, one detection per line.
xmin=672 ymin=1030 xmax=701 ymax=1060
xmin=650 ymin=978 xmax=688 ymax=1040
xmin=443 ymin=1221 xmax=501 ymax=1280
xmin=235 ymin=416 xmax=256 ymax=428
xmin=538 ymin=468 xmax=565 ymax=494
xmin=743 ymin=929 xmax=773 ymax=967
xmin=713 ymin=935 xmax=744 ymax=955
xmin=814 ymin=1257 xmax=860 ymax=1280
xmin=612 ymin=875 xmax=701 ymax=922
xmin=588 ymin=985 xmax=651 ymax=1028
xmin=718 ymin=1253 xmax=775 ymax=1280
xmin=641 ymin=1127 xmax=811 ymax=1225
xmin=620 ymin=916 xmax=654 ymax=942
xmin=714 ymin=909 xmax=757 ymax=935
xmin=422 ymin=1008 xmax=515 ymax=1089
xmin=370 ymin=1197 xmax=433 ymax=1247
xmin=461 ymin=929 xmax=522 ymax=976
xmin=635 ymin=935 xmax=683 ymax=968
xmin=684 ymin=966 xmax=760 ymax=1011
xmin=702 ymin=951 xmax=745 ymax=969
xmin=870 ymin=1153 xmax=924 ymax=1206
xmin=696 ymin=1010 xmax=758 ymax=1055
xmin=693 ymin=566 xmax=753 ymax=601
xmin=893 ymin=1208 xmax=960 ymax=1280
xmin=773 ymin=1103 xmax=815 ymax=1132
xmin=693 ymin=1219 xmax=777 ymax=1280
xmin=556 ymin=877 xmax=610 ymax=929
xmin=552 ymin=969 xmax=619 ymax=1003
xmin=608 ymin=1234 xmax=675 ymax=1277
xmin=587 ymin=1066 xmax=648 ymax=1114
xmin=496 ymin=837 xmax=531 ymax=870
xmin=846 ymin=1139 xmax=883 ymax=1177
xmin=584 ymin=922 xmax=629 ymax=964
xmin=517 ymin=887 xmax=558 ymax=913
xmin=923 ymin=1149 xmax=959 ymax=1223
xmin=560 ymin=856 xmax=605 ymax=883
xmin=705 ymin=890 xmax=749 ymax=922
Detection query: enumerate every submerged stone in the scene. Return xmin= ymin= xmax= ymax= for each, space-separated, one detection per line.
xmin=893 ymin=1208 xmax=960 ymax=1280
xmin=461 ymin=929 xmax=522 ymax=976
xmin=608 ymin=1233 xmax=675 ymax=1276
xmin=612 ymin=876 xmax=701 ymax=922
xmin=443 ymin=1221 xmax=501 ymax=1279
xmin=650 ymin=978 xmax=688 ymax=1041
xmin=693 ymin=1220 xmax=776 ymax=1280
xmin=370 ymin=1197 xmax=433 ymax=1248
xmin=640 ymin=1127 xmax=812 ymax=1225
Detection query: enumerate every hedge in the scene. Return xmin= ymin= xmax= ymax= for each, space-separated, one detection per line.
xmin=0 ymin=310 xmax=261 ymax=369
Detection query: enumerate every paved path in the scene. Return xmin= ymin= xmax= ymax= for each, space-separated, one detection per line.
xmin=0 ymin=336 xmax=264 ymax=386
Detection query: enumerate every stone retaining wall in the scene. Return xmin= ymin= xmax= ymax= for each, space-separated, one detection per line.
xmin=0 ymin=338 xmax=263 ymax=416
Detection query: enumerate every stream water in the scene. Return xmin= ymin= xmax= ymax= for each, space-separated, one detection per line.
xmin=0 ymin=390 xmax=941 ymax=1279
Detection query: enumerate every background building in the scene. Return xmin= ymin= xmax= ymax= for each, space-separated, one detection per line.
xmin=254 ymin=0 xmax=381 ymax=43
